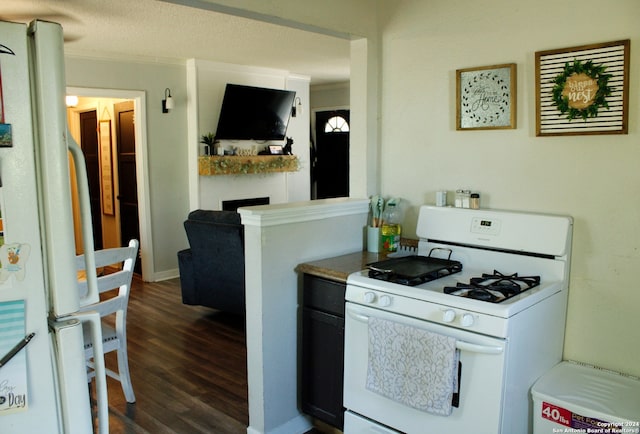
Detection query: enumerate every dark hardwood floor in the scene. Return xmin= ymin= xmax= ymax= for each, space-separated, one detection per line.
xmin=93 ymin=277 xmax=248 ymax=433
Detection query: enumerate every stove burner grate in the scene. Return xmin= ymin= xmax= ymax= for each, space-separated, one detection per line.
xmin=443 ymin=270 xmax=540 ymax=303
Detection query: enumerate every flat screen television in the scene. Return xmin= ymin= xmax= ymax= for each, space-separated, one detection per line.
xmin=215 ymin=84 xmax=296 ymax=141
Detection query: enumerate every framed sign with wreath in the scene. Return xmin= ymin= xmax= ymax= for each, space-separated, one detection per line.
xmin=456 ymin=63 xmax=516 ymax=130
xmin=535 ymin=40 xmax=629 ymax=136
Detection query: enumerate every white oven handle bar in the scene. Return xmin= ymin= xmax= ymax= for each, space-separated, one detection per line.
xmin=348 ymin=310 xmax=503 ymax=355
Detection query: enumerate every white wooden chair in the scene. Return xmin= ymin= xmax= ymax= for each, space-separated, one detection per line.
xmin=77 ymin=239 xmax=139 ymax=403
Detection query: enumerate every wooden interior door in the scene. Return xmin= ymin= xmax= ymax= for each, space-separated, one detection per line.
xmin=114 ymin=101 xmax=141 ymax=273
xmin=79 ymin=110 xmax=103 ymax=249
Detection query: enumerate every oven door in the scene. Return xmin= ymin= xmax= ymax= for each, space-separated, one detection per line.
xmin=344 ymin=302 xmax=508 ymax=434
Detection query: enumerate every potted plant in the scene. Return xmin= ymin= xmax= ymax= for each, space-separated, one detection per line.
xmin=200 ymin=133 xmax=216 ymax=155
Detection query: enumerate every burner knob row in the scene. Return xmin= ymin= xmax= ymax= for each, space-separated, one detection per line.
xmin=442 ymin=309 xmax=475 ymax=327
xmin=363 ymin=292 xmax=392 ymax=307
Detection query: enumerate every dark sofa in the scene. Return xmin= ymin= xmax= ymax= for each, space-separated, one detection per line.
xmin=177 ymin=210 xmax=245 ymax=315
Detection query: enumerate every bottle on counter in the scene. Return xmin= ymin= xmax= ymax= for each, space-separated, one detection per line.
xmin=455 ymin=189 xmax=463 ymax=208
xmin=470 ymin=193 xmax=480 ymax=209
xmin=381 ymin=199 xmax=402 ymax=253
xmin=462 ymin=190 xmax=471 ymax=208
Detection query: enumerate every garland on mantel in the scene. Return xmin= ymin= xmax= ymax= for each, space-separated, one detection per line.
xmin=199 ymin=155 xmax=300 ymax=175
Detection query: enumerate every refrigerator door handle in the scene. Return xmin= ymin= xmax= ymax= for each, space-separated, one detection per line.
xmin=67 ymin=134 xmax=99 ymax=307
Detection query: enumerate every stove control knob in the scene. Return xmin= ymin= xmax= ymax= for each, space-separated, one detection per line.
xmin=363 ymin=292 xmax=376 ymax=303
xmin=461 ymin=313 xmax=475 ymax=327
xmin=378 ymin=295 xmax=392 ymax=307
xmin=443 ymin=309 xmax=456 ymax=323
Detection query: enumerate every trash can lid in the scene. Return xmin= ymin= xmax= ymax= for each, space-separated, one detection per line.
xmin=532 ymin=361 xmax=640 ymax=422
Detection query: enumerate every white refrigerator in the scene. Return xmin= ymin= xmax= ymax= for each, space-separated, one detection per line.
xmin=0 ymin=20 xmax=109 ymax=433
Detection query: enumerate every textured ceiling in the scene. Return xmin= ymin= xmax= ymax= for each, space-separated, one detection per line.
xmin=0 ymin=0 xmax=351 ymax=85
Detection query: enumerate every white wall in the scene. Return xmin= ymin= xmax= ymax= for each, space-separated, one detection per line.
xmin=310 ymin=82 xmax=350 ymax=109
xmin=65 ymin=57 xmax=189 ymax=280
xmin=377 ymin=0 xmax=640 ymax=377
xmin=285 ymin=76 xmax=312 ymax=202
xmin=186 ymin=59 xmax=310 ymax=210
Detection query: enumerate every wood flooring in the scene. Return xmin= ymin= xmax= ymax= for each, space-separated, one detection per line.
xmin=93 ymin=277 xmax=249 ymax=433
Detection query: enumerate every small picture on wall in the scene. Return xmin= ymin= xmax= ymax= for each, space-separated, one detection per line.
xmin=456 ymin=63 xmax=516 ymax=130
xmin=535 ymin=39 xmax=630 ymax=136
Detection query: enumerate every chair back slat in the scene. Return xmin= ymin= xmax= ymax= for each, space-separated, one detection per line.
xmin=77 ymin=270 xmax=134 ymax=296
xmin=88 ymin=297 xmax=125 ymax=317
xmin=77 ymin=244 xmax=137 ymax=273
xmin=77 ymin=239 xmax=139 ymax=312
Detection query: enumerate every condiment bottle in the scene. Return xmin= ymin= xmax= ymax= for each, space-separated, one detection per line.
xmin=462 ymin=190 xmax=471 ymax=208
xmin=470 ymin=193 xmax=480 ymax=209
xmin=381 ymin=201 xmax=402 ymax=253
xmin=455 ymin=190 xmax=464 ymax=208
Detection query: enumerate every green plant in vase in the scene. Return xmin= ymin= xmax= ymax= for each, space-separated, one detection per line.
xmin=200 ymin=133 xmax=216 ymax=155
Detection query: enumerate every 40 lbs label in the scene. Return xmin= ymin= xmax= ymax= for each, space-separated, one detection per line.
xmin=541 ymin=401 xmax=640 ymax=433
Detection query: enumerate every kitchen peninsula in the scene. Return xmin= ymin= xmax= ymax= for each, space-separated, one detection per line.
xmin=238 ymin=198 xmax=369 ymax=434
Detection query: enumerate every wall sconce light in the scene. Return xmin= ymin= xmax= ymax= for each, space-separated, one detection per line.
xmin=291 ymin=97 xmax=302 ymax=117
xmin=65 ymin=95 xmax=79 ymax=107
xmin=162 ymin=88 xmax=174 ymax=113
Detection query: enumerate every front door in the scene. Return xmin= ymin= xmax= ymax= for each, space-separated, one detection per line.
xmin=313 ymin=110 xmax=350 ymax=199
xmin=114 ymin=101 xmax=140 ymax=273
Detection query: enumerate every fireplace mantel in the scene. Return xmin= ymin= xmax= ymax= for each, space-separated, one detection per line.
xmin=198 ymin=155 xmax=300 ymax=176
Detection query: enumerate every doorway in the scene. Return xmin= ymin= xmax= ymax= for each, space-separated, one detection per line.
xmin=66 ymin=87 xmax=151 ymax=280
xmin=312 ymin=109 xmax=350 ymax=199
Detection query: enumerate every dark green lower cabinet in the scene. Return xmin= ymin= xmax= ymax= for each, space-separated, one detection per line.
xmin=301 ymin=275 xmax=346 ymax=430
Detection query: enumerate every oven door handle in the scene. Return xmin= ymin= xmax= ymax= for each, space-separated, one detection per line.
xmin=348 ymin=310 xmax=504 ymax=355
xmin=455 ymin=341 xmax=503 ymax=354
xmin=349 ymin=311 xmax=371 ymax=323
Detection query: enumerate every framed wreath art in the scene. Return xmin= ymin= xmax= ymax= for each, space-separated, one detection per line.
xmin=456 ymin=63 xmax=516 ymax=130
xmin=536 ymin=40 xmax=629 ymax=136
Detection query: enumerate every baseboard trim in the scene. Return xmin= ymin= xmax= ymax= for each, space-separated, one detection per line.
xmin=246 ymin=414 xmax=312 ymax=434
xmin=150 ymin=268 xmax=179 ymax=282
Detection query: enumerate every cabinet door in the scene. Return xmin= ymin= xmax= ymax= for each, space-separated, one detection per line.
xmin=301 ymin=307 xmax=345 ymax=429
xmin=303 ymin=274 xmax=345 ymax=315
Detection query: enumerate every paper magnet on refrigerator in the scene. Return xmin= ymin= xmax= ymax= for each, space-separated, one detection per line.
xmin=0 ymin=243 xmax=30 ymax=283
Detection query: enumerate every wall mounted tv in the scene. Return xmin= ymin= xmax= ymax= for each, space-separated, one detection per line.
xmin=215 ymin=84 xmax=296 ymax=141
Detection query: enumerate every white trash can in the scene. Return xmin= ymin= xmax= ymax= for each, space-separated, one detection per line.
xmin=531 ymin=361 xmax=640 ymax=434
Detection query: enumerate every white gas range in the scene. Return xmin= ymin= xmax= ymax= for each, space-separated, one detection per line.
xmin=343 ymin=205 xmax=573 ymax=434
